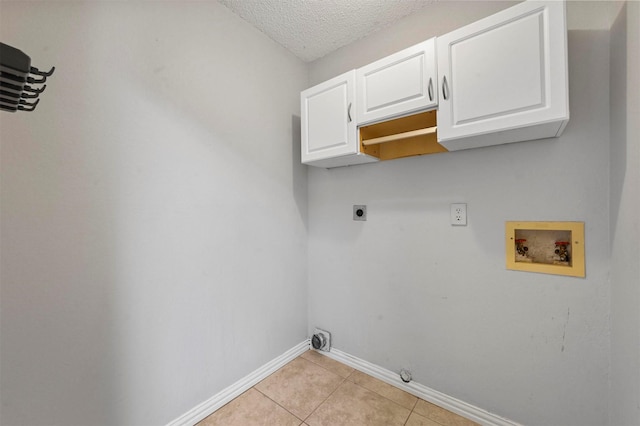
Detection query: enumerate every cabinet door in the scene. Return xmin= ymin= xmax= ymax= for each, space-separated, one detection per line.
xmin=437 ymin=0 xmax=569 ymax=150
xmin=301 ymin=70 xmax=357 ymax=164
xmin=357 ymin=39 xmax=437 ymax=125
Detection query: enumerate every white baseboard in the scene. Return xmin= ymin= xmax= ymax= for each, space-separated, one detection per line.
xmin=167 ymin=340 xmax=519 ymax=426
xmin=322 ymin=347 xmax=522 ymax=426
xmin=166 ymin=340 xmax=310 ymax=426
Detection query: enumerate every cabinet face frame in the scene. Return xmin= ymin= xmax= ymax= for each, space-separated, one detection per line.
xmin=301 ymin=70 xmax=358 ymax=164
xmin=506 ymin=221 xmax=585 ymax=278
xmin=436 ymin=0 xmax=569 ymax=148
xmin=356 ymin=38 xmax=437 ymax=126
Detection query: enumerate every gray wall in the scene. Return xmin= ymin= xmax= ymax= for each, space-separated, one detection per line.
xmin=609 ymin=2 xmax=640 ymax=425
xmin=0 ymin=2 xmax=308 ymax=425
xmin=307 ymin=3 xmax=615 ymax=425
xmin=2 ymin=1 xmax=638 ymax=426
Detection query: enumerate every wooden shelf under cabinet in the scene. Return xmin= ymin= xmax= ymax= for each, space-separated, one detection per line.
xmin=359 ymin=111 xmax=448 ymax=161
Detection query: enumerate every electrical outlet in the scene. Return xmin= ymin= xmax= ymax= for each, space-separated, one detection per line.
xmin=450 ymin=203 xmax=467 ymax=226
xmin=353 ymin=205 xmax=367 ymax=221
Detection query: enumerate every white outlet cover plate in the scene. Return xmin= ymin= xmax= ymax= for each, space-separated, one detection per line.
xmin=450 ymin=203 xmax=467 ymax=226
xmin=353 ymin=205 xmax=367 ymax=221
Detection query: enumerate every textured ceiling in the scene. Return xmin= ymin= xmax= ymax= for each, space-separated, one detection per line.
xmin=217 ymin=0 xmax=436 ymax=62
xmin=217 ymin=0 xmax=626 ymax=63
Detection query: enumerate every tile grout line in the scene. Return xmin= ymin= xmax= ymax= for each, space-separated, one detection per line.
xmin=250 ymin=354 xmax=314 ymax=424
xmin=253 ymin=352 xmax=471 ymax=426
xmin=344 ymin=377 xmax=415 ymax=426
xmin=252 ymin=354 xmax=348 ymax=425
xmin=298 ymin=351 xmax=354 ymax=423
xmin=311 ymin=351 xmax=417 ymax=413
xmin=301 ymin=375 xmax=349 ymax=423
xmin=304 ymin=354 xmax=417 ymax=426
xmin=406 ymin=403 xmax=461 ymax=426
xmin=309 ymin=351 xmax=463 ymax=426
xmin=252 ymin=385 xmax=306 ymax=423
xmin=402 ymin=397 xmax=420 ymax=426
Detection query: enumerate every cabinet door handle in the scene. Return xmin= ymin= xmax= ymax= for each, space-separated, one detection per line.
xmin=428 ymin=77 xmax=433 ymax=102
xmin=442 ymin=76 xmax=449 ymax=100
xmin=347 ymin=102 xmax=352 ymax=122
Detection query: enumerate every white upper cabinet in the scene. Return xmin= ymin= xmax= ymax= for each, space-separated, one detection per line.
xmin=300 ymin=0 xmax=570 ymax=168
xmin=301 ymin=70 xmax=378 ymax=168
xmin=436 ymin=0 xmax=569 ymax=151
xmin=301 ymin=70 xmax=355 ymax=163
xmin=356 ymin=38 xmax=437 ymax=125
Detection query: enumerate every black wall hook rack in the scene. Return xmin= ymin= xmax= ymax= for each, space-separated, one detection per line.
xmin=0 ymin=42 xmax=55 ymax=113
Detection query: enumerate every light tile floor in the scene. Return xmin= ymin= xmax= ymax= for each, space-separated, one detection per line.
xmin=198 ymin=350 xmax=479 ymax=426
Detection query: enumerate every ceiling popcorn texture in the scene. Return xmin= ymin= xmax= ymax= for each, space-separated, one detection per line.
xmin=217 ymin=0 xmax=436 ymax=62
